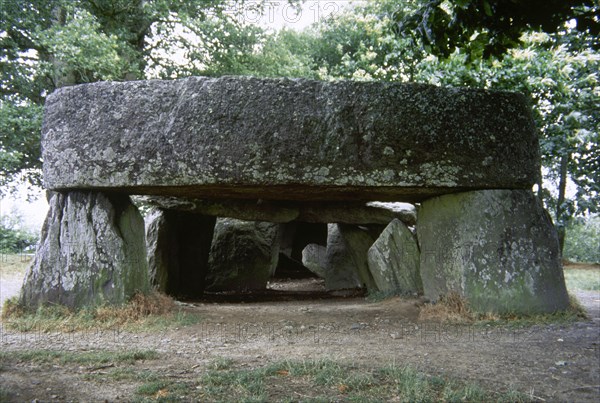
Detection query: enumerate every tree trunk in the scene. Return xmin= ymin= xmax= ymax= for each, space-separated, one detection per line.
xmin=556 ymin=152 xmax=570 ymax=256
xmin=536 ymin=172 xmax=544 ymax=204
xmin=49 ymin=6 xmax=77 ymax=88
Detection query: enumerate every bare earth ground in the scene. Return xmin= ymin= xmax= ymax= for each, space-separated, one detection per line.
xmin=0 ymin=267 xmax=599 ymax=401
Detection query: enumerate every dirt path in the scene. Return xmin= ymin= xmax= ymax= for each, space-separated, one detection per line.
xmin=1 ymin=288 xmax=599 ymax=401
xmin=0 ymin=268 xmax=25 ymax=312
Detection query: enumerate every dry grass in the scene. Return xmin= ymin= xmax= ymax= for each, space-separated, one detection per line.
xmin=418 ymin=292 xmax=588 ymax=325
xmin=1 ymin=291 xmax=200 ymax=332
xmin=94 ymin=292 xmax=175 ymax=323
xmin=418 ymin=292 xmax=475 ymax=323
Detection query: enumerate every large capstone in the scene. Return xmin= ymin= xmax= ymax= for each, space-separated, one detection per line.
xmin=20 ymin=191 xmax=149 ymax=308
xmin=206 ymin=219 xmax=281 ymax=291
xmin=417 ymin=190 xmax=569 ymax=314
xmin=145 ymin=209 xmax=215 ymax=297
xmin=42 ymin=77 xmax=539 ymax=202
xmin=368 ymin=219 xmax=422 ymax=295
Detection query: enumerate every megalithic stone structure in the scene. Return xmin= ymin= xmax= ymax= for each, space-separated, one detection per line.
xmin=20 ymin=191 xmax=149 ymax=308
xmin=41 ymin=76 xmax=538 ymax=200
xmin=418 ymin=190 xmax=569 ymax=314
xmin=20 ymin=76 xmax=569 ymax=314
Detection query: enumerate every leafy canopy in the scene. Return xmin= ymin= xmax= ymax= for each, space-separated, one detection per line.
xmin=395 ymin=0 xmax=599 ymax=59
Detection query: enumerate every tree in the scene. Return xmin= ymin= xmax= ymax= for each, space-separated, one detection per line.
xmin=269 ymin=1 xmax=599 ymax=255
xmin=395 ymin=0 xmax=599 ymax=60
xmin=563 ymin=216 xmax=600 ymax=263
xmin=0 ymin=209 xmax=38 ymax=252
xmin=1 ymin=0 xmax=288 ymax=194
xmin=413 ymin=30 xmax=599 ymax=251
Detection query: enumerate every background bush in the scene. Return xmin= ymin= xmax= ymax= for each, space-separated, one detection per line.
xmin=563 ymin=216 xmax=600 ymax=263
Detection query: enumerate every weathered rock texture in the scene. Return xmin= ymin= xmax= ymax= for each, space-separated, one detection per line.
xmin=206 ymin=219 xmax=281 ymax=291
xmin=417 ymin=190 xmax=569 ymax=314
xmin=302 ymin=244 xmax=328 ymax=279
xmin=42 ymin=77 xmax=539 ymax=202
xmin=145 ymin=209 xmax=215 ymax=297
xmin=368 ymin=219 xmax=422 ymax=294
xmin=145 ymin=197 xmax=417 ymax=226
xmin=145 ymin=209 xmax=168 ymax=291
xmin=323 ymin=224 xmax=382 ymax=290
xmin=20 ymin=192 xmax=148 ymax=308
xmin=276 ymin=222 xmax=327 ymax=278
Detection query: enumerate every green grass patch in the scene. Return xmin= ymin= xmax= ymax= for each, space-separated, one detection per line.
xmin=10 ymin=355 xmax=527 ymax=401
xmin=83 ymin=367 xmax=161 ymax=382
xmin=1 ymin=292 xmax=202 ymax=333
xmin=0 ymin=387 xmax=10 ymax=402
xmin=0 ymin=349 xmax=158 ymax=365
xmin=134 ymin=379 xmax=191 ymax=402
xmin=564 ymin=268 xmax=600 ymax=291
xmin=194 ymin=358 xmax=529 ymax=402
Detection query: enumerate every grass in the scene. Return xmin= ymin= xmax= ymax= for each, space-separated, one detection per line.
xmin=564 ymin=267 xmax=600 ymax=291
xmin=0 ymin=253 xmax=32 ymax=276
xmin=134 ymin=380 xmax=191 ymax=403
xmin=192 ymin=358 xmax=529 ymax=402
xmin=415 ymin=265 xmax=598 ymax=327
xmin=418 ymin=291 xmax=589 ymax=327
xmin=0 ymin=352 xmax=532 ymax=402
xmin=1 ymin=292 xmax=202 ymax=332
xmin=0 ymin=349 xmax=158 ymax=365
xmin=83 ymin=367 xmax=161 ymax=382
xmin=0 ymin=387 xmax=9 ymax=402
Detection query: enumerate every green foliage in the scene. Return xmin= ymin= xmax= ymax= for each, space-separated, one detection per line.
xmin=0 ymin=0 xmax=263 ymax=193
xmin=304 ymin=0 xmax=426 ymax=81
xmin=0 ymin=103 xmax=44 ymax=191
xmin=1 ymin=0 xmax=597 ymax=251
xmin=37 ymin=7 xmax=135 ymax=82
xmin=564 ymin=216 xmax=600 ymax=263
xmin=564 ymin=267 xmax=600 ymax=291
xmin=395 ymin=0 xmax=599 ymax=60
xmin=0 ymin=213 xmax=38 ymax=253
xmin=197 ymin=358 xmax=528 ymax=401
xmin=413 ymin=30 xmax=599 ymax=223
xmin=0 ymin=349 xmax=158 ymax=365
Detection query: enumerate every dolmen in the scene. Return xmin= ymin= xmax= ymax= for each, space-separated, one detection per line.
xmin=20 ymin=76 xmax=569 ymax=315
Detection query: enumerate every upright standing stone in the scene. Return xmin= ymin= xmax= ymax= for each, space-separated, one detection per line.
xmin=418 ymin=190 xmax=569 ymax=314
xmin=302 ymin=244 xmax=328 ymax=279
xmin=145 ymin=209 xmax=169 ymax=291
xmin=368 ymin=219 xmax=422 ymax=294
xmin=145 ymin=209 xmax=215 ymax=297
xmin=206 ymin=219 xmax=281 ymax=291
xmin=20 ymin=191 xmax=149 ymax=308
xmin=324 ymin=224 xmax=381 ymax=290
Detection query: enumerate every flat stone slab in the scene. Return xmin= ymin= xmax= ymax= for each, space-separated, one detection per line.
xmin=42 ymin=76 xmax=539 ymax=202
xmin=143 ymin=196 xmax=417 ymax=225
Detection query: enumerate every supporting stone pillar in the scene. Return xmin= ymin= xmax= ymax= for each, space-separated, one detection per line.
xmin=417 ymin=190 xmax=569 ymax=314
xmin=146 ymin=209 xmax=215 ymax=298
xmin=206 ymin=219 xmax=281 ymax=292
xmin=20 ymin=191 xmax=149 ymax=309
xmin=323 ymin=224 xmax=382 ymax=291
xmin=368 ymin=219 xmax=422 ymax=295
